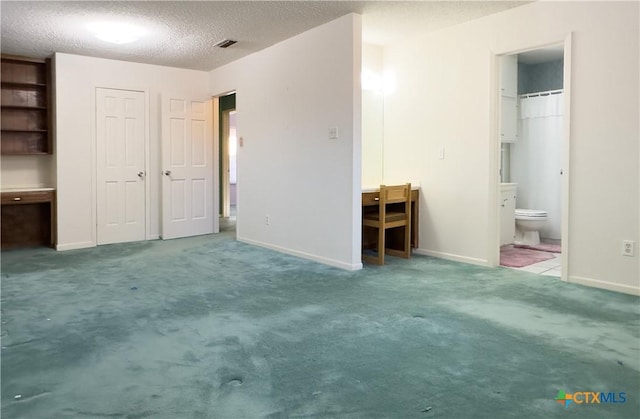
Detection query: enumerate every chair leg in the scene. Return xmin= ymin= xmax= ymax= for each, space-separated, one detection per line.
xmin=362 ymin=226 xmax=384 ymax=265
xmin=377 ymin=226 xmax=385 ymax=265
xmin=362 ymin=250 xmax=383 ymax=265
xmin=403 ymin=225 xmax=411 ymax=259
xmin=384 ymin=225 xmax=412 ymax=260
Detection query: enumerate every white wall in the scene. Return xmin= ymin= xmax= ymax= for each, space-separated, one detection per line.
xmin=1 ymin=155 xmax=54 ymax=189
xmin=208 ymin=14 xmax=362 ymax=270
xmin=361 ymin=43 xmax=384 ymax=189
xmin=383 ymin=1 xmax=639 ymax=294
xmin=55 ymin=53 xmax=210 ymax=250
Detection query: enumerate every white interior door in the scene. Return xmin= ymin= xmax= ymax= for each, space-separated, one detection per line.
xmin=161 ymin=96 xmax=214 ymax=239
xmin=96 ymin=88 xmax=146 ymax=245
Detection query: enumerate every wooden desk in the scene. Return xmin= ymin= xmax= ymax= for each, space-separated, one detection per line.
xmin=362 ymin=188 xmax=419 ymax=252
xmin=1 ymin=188 xmax=55 ymax=249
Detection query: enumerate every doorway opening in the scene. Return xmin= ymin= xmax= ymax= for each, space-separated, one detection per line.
xmin=496 ymin=41 xmax=570 ymax=279
xmin=219 ymin=92 xmax=236 ymax=233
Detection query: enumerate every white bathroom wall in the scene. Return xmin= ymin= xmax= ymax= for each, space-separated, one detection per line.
xmin=208 ymin=14 xmax=363 ymax=270
xmin=361 ymin=43 xmax=384 ymax=189
xmin=54 ymin=54 xmax=210 ymax=250
xmin=383 ymin=1 xmax=639 ymax=294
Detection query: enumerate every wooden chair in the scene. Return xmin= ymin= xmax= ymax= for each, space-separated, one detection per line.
xmin=362 ymin=183 xmax=412 ymax=265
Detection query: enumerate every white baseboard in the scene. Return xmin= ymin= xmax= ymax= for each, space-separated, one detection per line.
xmin=568 ymin=275 xmax=640 ymax=296
xmin=414 ymin=248 xmax=491 ymax=267
xmin=56 ymin=241 xmax=95 ymax=251
xmin=415 ymin=248 xmax=639 ymax=296
xmin=237 ymin=236 xmax=362 ymax=271
xmin=58 ymin=237 xmax=161 ymax=250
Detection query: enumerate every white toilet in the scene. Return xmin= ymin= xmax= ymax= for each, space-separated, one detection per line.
xmin=515 ymin=209 xmax=548 ymax=246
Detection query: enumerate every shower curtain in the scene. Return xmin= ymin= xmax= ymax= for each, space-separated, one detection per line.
xmin=511 ymin=92 xmax=564 ymax=240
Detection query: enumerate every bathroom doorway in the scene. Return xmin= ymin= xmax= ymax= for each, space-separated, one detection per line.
xmin=495 ymin=39 xmax=571 ymax=280
xmin=219 ymin=92 xmax=237 ymax=233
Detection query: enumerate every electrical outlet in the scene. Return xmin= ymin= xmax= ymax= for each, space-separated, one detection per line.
xmin=265 ymin=215 xmax=270 ymax=226
xmin=328 ymin=127 xmax=338 ymax=140
xmin=622 ymin=240 xmax=635 ymax=257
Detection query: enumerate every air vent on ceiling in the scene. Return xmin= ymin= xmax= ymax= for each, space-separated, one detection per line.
xmin=215 ymin=39 xmax=237 ymax=49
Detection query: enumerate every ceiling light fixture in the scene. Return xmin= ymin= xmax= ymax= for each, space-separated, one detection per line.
xmin=87 ymin=22 xmax=146 ymax=44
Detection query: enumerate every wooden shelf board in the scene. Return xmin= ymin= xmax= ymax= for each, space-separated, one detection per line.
xmin=1 ymin=55 xmax=47 ymax=64
xmin=0 ymin=151 xmax=50 ymax=155
xmin=1 ymin=129 xmax=48 ymax=133
xmin=1 ymin=82 xmax=46 ymax=88
xmin=1 ymin=105 xmax=47 ymax=110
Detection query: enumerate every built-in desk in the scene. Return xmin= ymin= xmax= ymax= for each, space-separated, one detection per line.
xmin=362 ymin=187 xmax=419 ymax=253
xmin=1 ymin=187 xmax=55 ymax=249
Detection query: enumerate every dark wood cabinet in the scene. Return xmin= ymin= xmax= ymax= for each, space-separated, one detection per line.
xmin=1 ymin=189 xmax=55 ymax=249
xmin=1 ymin=55 xmax=52 ymax=154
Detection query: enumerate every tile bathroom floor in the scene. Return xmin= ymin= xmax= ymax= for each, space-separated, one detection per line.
xmin=512 ymin=251 xmax=562 ymax=277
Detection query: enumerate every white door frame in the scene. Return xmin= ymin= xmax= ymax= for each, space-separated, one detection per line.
xmin=212 ymin=92 xmax=237 ymax=235
xmin=220 ymin=108 xmax=238 ymax=218
xmin=488 ymin=33 xmax=572 ymax=282
xmin=212 ymin=96 xmax=221 ymax=233
xmin=221 ymin=109 xmax=230 ymax=217
xmin=92 ymin=86 xmax=151 ymax=246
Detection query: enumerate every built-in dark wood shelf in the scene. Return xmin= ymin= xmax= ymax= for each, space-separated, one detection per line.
xmin=1 ymin=55 xmax=52 ymax=155
xmin=1 ymin=131 xmax=50 ymax=154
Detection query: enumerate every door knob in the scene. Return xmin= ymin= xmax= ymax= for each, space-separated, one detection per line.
xmin=164 ymin=170 xmax=172 ymax=176
xmin=137 ymin=171 xmax=145 ymax=179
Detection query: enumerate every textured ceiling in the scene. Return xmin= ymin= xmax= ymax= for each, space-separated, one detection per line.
xmin=1 ymin=1 xmax=529 ymax=71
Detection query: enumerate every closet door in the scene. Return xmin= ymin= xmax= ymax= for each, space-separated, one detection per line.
xmin=96 ymin=88 xmax=146 ymax=244
xmin=161 ymin=96 xmax=214 ymax=240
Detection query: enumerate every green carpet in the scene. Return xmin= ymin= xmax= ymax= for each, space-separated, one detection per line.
xmin=1 ymin=232 xmax=638 ymax=418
